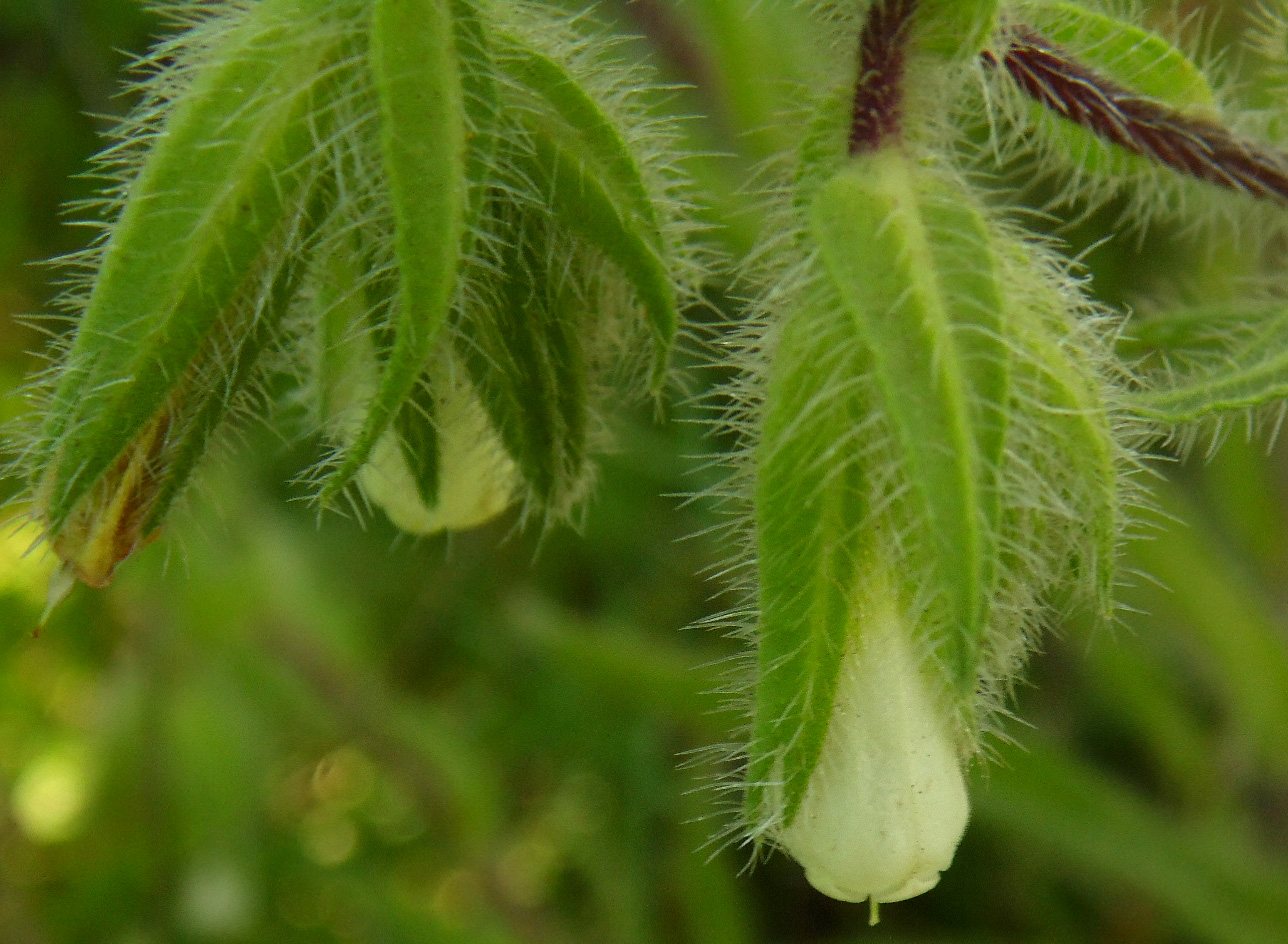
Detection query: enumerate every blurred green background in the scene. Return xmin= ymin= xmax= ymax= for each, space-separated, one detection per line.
xmin=2 ymin=1 xmax=1288 ymax=942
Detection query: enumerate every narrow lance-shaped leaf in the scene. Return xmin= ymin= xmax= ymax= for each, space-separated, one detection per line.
xmin=1129 ymin=309 xmax=1288 ymax=424
xmin=999 ymin=0 xmax=1223 ymax=185
xmin=48 ymin=180 xmax=323 ymax=589
xmin=499 ymin=35 xmax=660 ymax=239
xmin=1117 ymin=304 xmax=1274 ymax=363
xmin=451 ymin=0 xmax=499 ymax=245
xmin=809 ymin=150 xmax=998 ymax=691
xmin=379 ymin=0 xmax=499 ymax=510
xmin=1020 ymin=0 xmax=1215 ymax=112
xmin=354 ymin=255 xmax=442 ymax=509
xmin=917 ymin=178 xmax=1011 ymax=637
xmin=455 ymin=213 xmax=588 ymax=510
xmin=747 ymin=293 xmax=868 ymax=831
xmin=322 ymin=0 xmax=467 ymax=500
xmin=37 ymin=0 xmax=340 ymax=532
xmin=1013 ymin=295 xmax=1120 ymax=619
xmin=316 ymin=238 xmax=379 ymax=447
xmin=144 ymin=177 xmax=336 ymax=535
xmin=519 ymin=125 xmax=677 ymax=391
xmin=314 ymin=230 xmax=440 ymax=513
xmin=141 ymin=246 xmax=306 ymax=537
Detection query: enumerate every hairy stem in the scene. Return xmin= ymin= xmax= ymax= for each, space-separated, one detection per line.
xmin=988 ymin=27 xmax=1288 ymax=203
xmin=850 ymin=0 xmax=918 ymax=155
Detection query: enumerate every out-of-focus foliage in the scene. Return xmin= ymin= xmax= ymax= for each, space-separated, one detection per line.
xmin=1 ymin=1 xmax=1287 ymax=942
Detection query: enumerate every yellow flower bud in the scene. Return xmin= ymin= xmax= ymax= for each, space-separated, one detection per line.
xmin=356 ymin=376 xmax=517 ymax=535
xmin=780 ymin=578 xmax=969 ymax=909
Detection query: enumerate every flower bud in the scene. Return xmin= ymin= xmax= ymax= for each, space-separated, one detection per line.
xmin=780 ymin=578 xmax=969 ymax=907
xmin=355 ymin=376 xmax=518 ymax=535
xmin=734 ymin=93 xmax=1129 ymax=907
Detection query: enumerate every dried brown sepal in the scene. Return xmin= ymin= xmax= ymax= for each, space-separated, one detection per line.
xmin=46 ymin=408 xmax=170 ymax=588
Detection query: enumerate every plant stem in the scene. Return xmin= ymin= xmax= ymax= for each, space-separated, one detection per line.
xmin=987 ymin=27 xmax=1288 ymax=203
xmin=850 ymin=0 xmax=918 ymax=155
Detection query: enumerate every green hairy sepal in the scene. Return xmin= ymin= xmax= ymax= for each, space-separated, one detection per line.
xmin=17 ymin=0 xmax=700 ymax=584
xmin=318 ymin=0 xmax=469 ymax=504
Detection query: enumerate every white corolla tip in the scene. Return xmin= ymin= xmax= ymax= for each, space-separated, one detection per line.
xmin=781 ymin=592 xmax=970 ymax=908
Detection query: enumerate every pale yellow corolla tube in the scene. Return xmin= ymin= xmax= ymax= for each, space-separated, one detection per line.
xmin=356 ymin=376 xmax=518 ymax=535
xmin=781 ymin=583 xmax=970 ymax=911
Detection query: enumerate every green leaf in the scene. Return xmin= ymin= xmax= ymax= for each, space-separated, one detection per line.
xmin=1128 ymin=308 xmax=1288 ymax=424
xmin=455 ymin=212 xmax=588 ymax=510
xmin=322 ymin=0 xmax=467 ymax=500
xmin=37 ymin=0 xmax=339 ymax=531
xmin=809 ymin=151 xmax=1007 ymax=691
xmin=314 ymin=225 xmax=444 ymax=517
xmin=499 ymin=36 xmax=659 ymax=238
xmin=141 ymin=243 xmax=306 ymax=536
xmin=1012 ymin=297 xmax=1120 ymax=619
xmin=1024 ymin=0 xmax=1215 ymax=110
xmin=1018 ymin=0 xmax=1217 ymax=178
xmin=746 ymin=292 xmax=867 ymax=831
xmin=142 ymin=178 xmax=335 ymax=535
xmin=452 ymin=0 xmax=500 ymax=243
xmin=918 ymin=177 xmax=1011 ymax=623
xmin=517 ymin=125 xmax=678 ymax=391
xmin=1118 ymin=304 xmax=1269 ymax=363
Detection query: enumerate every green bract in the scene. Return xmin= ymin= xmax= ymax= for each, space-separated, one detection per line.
xmin=17 ymin=0 xmax=700 ymax=587
xmin=1019 ymin=0 xmax=1215 ymax=111
xmin=808 ymin=152 xmax=1004 ymax=693
xmin=1129 ymin=304 xmax=1288 ymax=428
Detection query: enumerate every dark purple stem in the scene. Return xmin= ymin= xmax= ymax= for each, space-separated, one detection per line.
xmin=849 ymin=0 xmax=918 ymax=155
xmin=987 ymin=28 xmax=1288 ymax=203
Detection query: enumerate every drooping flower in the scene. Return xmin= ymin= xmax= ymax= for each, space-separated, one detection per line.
xmin=13 ymin=0 xmax=702 ymax=594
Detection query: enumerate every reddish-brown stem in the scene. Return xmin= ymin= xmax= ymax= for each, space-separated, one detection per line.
xmin=987 ymin=28 xmax=1288 ymax=203
xmin=850 ymin=0 xmax=919 ymax=155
